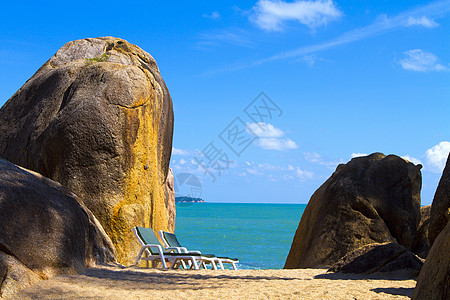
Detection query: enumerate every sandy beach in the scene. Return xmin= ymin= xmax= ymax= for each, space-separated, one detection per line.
xmin=9 ymin=265 xmax=417 ymax=299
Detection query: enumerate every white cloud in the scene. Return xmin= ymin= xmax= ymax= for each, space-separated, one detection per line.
xmin=244 ymin=161 xmax=282 ymax=176
xmin=243 ymin=161 xmax=314 ymax=181
xmin=304 ymin=152 xmax=344 ymax=169
xmin=304 ymin=152 xmax=322 ymax=163
xmin=246 ymin=167 xmax=263 ymax=176
xmin=399 ymin=49 xmax=448 ymax=72
xmin=406 ymin=16 xmax=438 ymax=28
xmin=283 ymin=174 xmax=295 ymax=180
xmin=203 ymin=11 xmax=220 ymax=20
xmin=401 ymin=155 xmax=422 ymax=166
xmin=257 ymin=162 xmax=281 ymax=170
xmin=172 ymin=147 xmax=189 ymax=156
xmin=247 ymin=123 xmax=298 ymax=151
xmin=351 ymin=152 xmax=368 ymax=158
xmin=251 ymin=0 xmax=342 ymax=31
xmin=247 ymin=122 xmax=285 ymax=137
xmin=255 ymin=137 xmax=298 ymax=150
xmin=296 ymin=167 xmax=314 ymax=179
xmin=170 ymin=156 xmax=204 ymax=174
xmin=425 ymin=141 xmax=450 ymax=173
xmin=301 ymin=54 xmax=318 ymax=66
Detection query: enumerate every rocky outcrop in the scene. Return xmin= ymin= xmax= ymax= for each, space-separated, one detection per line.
xmin=429 ymin=153 xmax=450 ymax=246
xmin=412 ymin=205 xmax=431 ymax=259
xmin=0 ymin=37 xmax=174 ymax=264
xmin=329 ymin=242 xmax=423 ymax=277
xmin=285 ymin=153 xmax=422 ymax=269
xmin=413 ymin=218 xmax=450 ymax=300
xmin=0 ymin=158 xmax=115 ymax=297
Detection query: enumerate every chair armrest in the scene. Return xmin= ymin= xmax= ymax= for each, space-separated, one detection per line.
xmin=166 ymin=247 xmax=184 ymax=253
xmin=166 ymin=247 xmax=198 ymax=254
xmin=142 ymin=244 xmax=165 ymax=256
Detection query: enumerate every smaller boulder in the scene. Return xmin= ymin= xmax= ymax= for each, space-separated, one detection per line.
xmin=285 ymin=153 xmax=422 ymax=269
xmin=329 ymin=242 xmax=423 ymax=277
xmin=0 ymin=252 xmax=41 ymax=298
xmin=0 ymin=158 xmax=116 ymax=296
xmin=377 ymin=251 xmax=423 ymax=275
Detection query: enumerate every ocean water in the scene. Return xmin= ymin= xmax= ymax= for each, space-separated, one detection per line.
xmin=174 ymin=203 xmax=306 ymax=270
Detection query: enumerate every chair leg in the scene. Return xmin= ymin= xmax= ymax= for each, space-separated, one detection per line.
xmin=134 ymin=247 xmax=146 ymax=265
xmin=159 ymin=257 xmax=168 ymax=269
xmin=173 ymin=261 xmax=182 ymax=269
xmin=191 ymin=258 xmax=199 ymax=270
xmin=211 ymin=260 xmax=218 ymax=270
xmin=217 ymin=259 xmax=225 ymax=270
xmin=181 ymin=260 xmax=188 ymax=269
xmin=170 ymin=259 xmax=179 ymax=269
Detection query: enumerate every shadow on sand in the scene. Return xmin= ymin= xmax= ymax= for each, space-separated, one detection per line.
xmin=314 ymin=270 xmax=417 ymax=298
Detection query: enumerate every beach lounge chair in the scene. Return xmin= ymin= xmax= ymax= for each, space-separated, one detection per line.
xmin=159 ymin=230 xmax=239 ymax=270
xmin=132 ymin=227 xmax=221 ymax=270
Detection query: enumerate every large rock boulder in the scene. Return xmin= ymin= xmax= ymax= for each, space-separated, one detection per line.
xmin=0 ymin=158 xmax=115 ymax=297
xmin=285 ymin=153 xmax=422 ymax=269
xmin=429 ymin=153 xmax=450 ymax=246
xmin=413 ymin=217 xmax=450 ymax=300
xmin=0 ymin=37 xmax=174 ymax=264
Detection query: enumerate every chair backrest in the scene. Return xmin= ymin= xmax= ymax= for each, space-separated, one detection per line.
xmin=134 ymin=227 xmax=161 ymax=255
xmin=161 ymin=231 xmax=182 ymax=248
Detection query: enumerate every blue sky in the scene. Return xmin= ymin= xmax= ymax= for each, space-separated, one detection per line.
xmin=1 ymin=1 xmax=449 ymax=204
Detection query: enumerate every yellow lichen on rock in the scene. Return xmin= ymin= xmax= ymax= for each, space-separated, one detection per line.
xmin=109 ymin=67 xmax=172 ymax=264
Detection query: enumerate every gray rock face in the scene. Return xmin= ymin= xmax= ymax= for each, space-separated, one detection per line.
xmin=429 ymin=153 xmax=450 ymax=246
xmin=0 ymin=37 xmax=174 ymax=264
xmin=0 ymin=158 xmax=115 ymax=297
xmin=413 ymin=220 xmax=450 ymax=300
xmin=285 ymin=153 xmax=422 ymax=269
xmin=329 ymin=242 xmax=423 ymax=277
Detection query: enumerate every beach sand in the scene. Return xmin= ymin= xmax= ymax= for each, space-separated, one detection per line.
xmin=8 ymin=265 xmax=417 ymax=299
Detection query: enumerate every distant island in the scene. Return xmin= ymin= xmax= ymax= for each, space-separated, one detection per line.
xmin=175 ymin=196 xmax=204 ymax=203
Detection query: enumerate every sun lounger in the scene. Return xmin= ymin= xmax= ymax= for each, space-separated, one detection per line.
xmin=159 ymin=230 xmax=239 ymax=270
xmin=132 ymin=226 xmax=221 ymax=270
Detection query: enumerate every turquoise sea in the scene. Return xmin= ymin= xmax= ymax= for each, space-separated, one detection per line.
xmin=174 ymin=203 xmax=306 ymax=270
